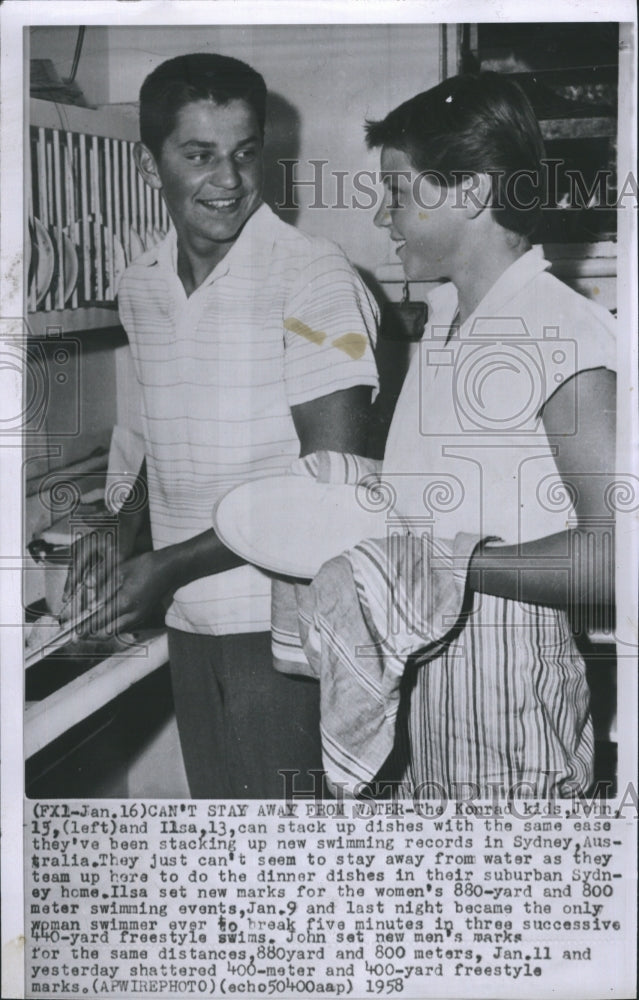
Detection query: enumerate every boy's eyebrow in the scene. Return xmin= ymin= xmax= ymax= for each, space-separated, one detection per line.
xmin=177 ymin=134 xmax=261 ymax=150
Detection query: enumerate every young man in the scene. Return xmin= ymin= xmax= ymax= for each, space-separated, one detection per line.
xmin=66 ymin=53 xmax=379 ymax=798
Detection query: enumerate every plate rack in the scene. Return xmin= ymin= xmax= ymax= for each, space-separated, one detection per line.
xmin=28 ymin=99 xmax=170 ymax=317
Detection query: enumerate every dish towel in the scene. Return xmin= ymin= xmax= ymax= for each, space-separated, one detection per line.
xmin=297 ymin=531 xmax=484 ymax=793
xmin=270 ymin=451 xmax=488 ymax=793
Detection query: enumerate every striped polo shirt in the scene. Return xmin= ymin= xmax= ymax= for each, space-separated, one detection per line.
xmin=117 ymin=203 xmax=379 ymax=635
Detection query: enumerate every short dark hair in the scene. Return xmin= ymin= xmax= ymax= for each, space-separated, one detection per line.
xmin=365 ymin=72 xmax=546 ymax=237
xmin=139 ymin=52 xmax=267 ymax=159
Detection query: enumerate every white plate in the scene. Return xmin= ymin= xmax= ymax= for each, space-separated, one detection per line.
xmin=104 ymin=233 xmax=127 ymax=297
xmin=62 ymin=231 xmax=79 ymax=302
xmin=27 ymin=221 xmax=32 ymax=285
xmin=50 ymin=227 xmax=79 ymax=304
xmin=32 ymin=217 xmax=55 ymax=305
xmin=213 ymin=475 xmax=390 ymax=579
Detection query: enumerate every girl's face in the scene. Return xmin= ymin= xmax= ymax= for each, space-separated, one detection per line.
xmin=374 ymin=146 xmax=465 ymax=281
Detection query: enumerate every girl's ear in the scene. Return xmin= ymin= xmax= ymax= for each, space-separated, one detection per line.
xmin=134 ymin=142 xmax=163 ymax=190
xmin=461 ymin=172 xmax=492 ymax=218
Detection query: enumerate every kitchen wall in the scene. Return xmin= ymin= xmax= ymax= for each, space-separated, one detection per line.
xmin=30 ymin=26 xmax=111 ymax=109
xmin=31 ymin=23 xmax=443 ymax=274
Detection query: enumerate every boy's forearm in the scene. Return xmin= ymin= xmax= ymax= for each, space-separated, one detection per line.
xmin=145 ymin=388 xmax=375 ymax=593
xmin=156 ymin=528 xmax=245 ymax=593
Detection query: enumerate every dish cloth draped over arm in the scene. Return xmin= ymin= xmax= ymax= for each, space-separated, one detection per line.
xmin=297 ymin=531 xmax=485 ymax=793
xmin=270 ymin=450 xmax=382 ymax=675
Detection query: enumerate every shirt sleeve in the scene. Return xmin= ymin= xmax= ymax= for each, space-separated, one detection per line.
xmin=282 ymin=245 xmax=380 ymax=407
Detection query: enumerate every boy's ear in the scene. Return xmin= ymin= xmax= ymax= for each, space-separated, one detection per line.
xmin=460 ymin=172 xmax=492 ymax=218
xmin=134 ymin=142 xmax=163 ymax=190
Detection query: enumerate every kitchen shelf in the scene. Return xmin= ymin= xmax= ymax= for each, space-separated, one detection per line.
xmin=540 ymin=117 xmax=616 ymax=140
xmin=30 ymin=97 xmax=139 ymax=142
xmin=507 ymin=65 xmax=618 ymax=86
xmin=27 ymin=305 xmax=122 ymax=337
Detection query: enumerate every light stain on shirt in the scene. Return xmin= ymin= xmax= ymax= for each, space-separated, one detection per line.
xmin=332 ymin=332 xmax=369 ymax=360
xmin=284 ymin=317 xmax=327 ymax=345
xmin=284 ymin=319 xmax=368 ymax=360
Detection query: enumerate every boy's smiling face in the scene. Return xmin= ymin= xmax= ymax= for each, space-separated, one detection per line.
xmin=151 ymin=97 xmax=264 ymax=268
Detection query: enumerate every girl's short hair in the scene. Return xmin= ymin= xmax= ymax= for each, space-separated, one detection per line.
xmin=139 ymin=53 xmax=267 ymax=159
xmin=365 ymin=72 xmax=546 ymax=238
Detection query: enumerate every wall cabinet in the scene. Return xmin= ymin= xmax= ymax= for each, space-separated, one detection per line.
xmin=459 ymin=22 xmax=620 ymax=244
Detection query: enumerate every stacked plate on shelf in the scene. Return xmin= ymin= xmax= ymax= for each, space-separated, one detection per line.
xmin=28 ymin=216 xmax=168 ymax=308
xmin=28 ymin=217 xmax=78 ymax=307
